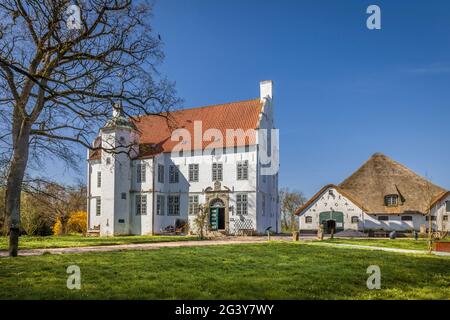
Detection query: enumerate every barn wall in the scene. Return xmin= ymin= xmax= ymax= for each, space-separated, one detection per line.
xmin=299 ymin=187 xmax=365 ymax=232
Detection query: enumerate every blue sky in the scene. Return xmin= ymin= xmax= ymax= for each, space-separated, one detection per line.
xmin=50 ymin=0 xmax=450 ymax=198
xmin=148 ymin=0 xmax=450 ymax=197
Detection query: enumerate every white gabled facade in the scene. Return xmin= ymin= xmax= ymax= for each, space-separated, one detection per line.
xmin=298 ymin=187 xmax=450 ymax=234
xmin=298 ymin=186 xmax=365 ymax=233
xmin=87 ymin=81 xmax=280 ymax=236
xmin=430 ymin=192 xmax=450 ymax=232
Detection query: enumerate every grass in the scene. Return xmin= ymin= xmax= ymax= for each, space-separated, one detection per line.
xmin=0 ymin=242 xmax=449 ymax=299
xmin=0 ymin=234 xmax=202 ymax=251
xmin=318 ymin=238 xmax=433 ymax=251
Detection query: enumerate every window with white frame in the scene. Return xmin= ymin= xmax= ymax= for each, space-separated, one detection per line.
xmin=169 ymin=165 xmax=179 ymax=183
xmin=443 ymin=215 xmax=448 ymax=221
xmin=425 ymin=215 xmax=436 ymax=221
xmin=158 ymin=164 xmax=164 ymax=183
xmin=351 ymin=216 xmax=359 ymax=223
xmin=384 ymin=194 xmax=399 ymax=207
xmin=96 ymin=198 xmax=101 ymax=216
xmin=168 ymin=195 xmax=180 ymax=216
xmin=212 ymin=163 xmax=223 ymax=181
xmin=97 ymin=171 xmax=101 ymax=188
xmin=136 ymin=194 xmax=147 ymax=215
xmin=189 ymin=195 xmax=199 ymax=215
xmin=236 ymin=194 xmax=248 ymax=215
xmin=137 ymin=163 xmax=146 ymax=183
xmin=156 ymin=195 xmax=165 ymax=216
xmin=305 ymin=216 xmax=313 ymax=224
xmin=401 ymin=216 xmax=412 ymax=221
xmin=378 ymin=216 xmax=389 ymax=221
xmin=237 ymin=160 xmax=248 ymax=180
xmin=189 ymin=164 xmax=199 ymax=182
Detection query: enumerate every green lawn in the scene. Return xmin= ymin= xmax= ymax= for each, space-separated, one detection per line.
xmin=0 ymin=242 xmax=449 ymax=299
xmin=0 ymin=235 xmax=201 ymax=251
xmin=318 ymin=238 xmax=433 ymax=251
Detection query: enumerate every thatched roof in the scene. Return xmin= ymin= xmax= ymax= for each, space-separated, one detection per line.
xmin=338 ymin=153 xmax=447 ymax=215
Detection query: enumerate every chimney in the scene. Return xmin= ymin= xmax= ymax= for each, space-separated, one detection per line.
xmin=112 ymin=102 xmax=122 ymax=117
xmin=260 ymin=80 xmax=273 ymax=101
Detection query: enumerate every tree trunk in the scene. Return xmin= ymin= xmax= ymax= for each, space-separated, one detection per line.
xmin=290 ymin=212 xmax=296 ymax=232
xmin=4 ymin=122 xmax=31 ymax=257
xmin=60 ymin=215 xmax=70 ymax=235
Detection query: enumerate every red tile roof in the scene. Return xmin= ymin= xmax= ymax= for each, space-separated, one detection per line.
xmin=89 ymin=98 xmax=262 ymax=160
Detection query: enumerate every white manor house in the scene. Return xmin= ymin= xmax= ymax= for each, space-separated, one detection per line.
xmin=87 ymin=81 xmax=280 ymax=236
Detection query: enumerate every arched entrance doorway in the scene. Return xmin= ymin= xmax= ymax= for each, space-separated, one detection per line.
xmin=210 ymin=198 xmax=225 ymax=231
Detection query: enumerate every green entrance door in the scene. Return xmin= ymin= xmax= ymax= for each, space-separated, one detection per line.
xmin=210 ymin=208 xmax=219 ymax=231
xmin=319 ymin=211 xmax=344 ymax=234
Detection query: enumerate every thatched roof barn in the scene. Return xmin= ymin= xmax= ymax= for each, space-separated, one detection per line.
xmin=338 ymin=153 xmax=447 ymax=215
xmin=295 ymin=153 xmax=449 ymax=233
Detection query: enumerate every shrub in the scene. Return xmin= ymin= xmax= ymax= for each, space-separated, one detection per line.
xmin=53 ymin=211 xmax=87 ymax=235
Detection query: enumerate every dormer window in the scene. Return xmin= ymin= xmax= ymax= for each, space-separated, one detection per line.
xmin=385 ymin=194 xmax=399 ymax=207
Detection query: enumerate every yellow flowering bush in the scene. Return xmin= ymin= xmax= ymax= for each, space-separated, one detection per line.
xmin=53 ymin=211 xmax=87 ymax=235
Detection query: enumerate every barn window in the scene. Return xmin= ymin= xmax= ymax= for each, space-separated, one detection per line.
xmin=351 ymin=216 xmax=359 ymax=223
xmin=378 ymin=216 xmax=389 ymax=221
xmin=446 ymin=201 xmax=450 ymax=212
xmin=384 ymin=195 xmax=399 ymax=207
xmin=305 ymin=216 xmax=313 ymax=224
xmin=401 ymin=216 xmax=412 ymax=221
xmin=443 ymin=215 xmax=448 ymax=221
xmin=425 ymin=216 xmax=436 ymax=221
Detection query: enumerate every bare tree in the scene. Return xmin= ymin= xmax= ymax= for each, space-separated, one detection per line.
xmin=279 ymin=187 xmax=306 ymax=232
xmin=24 ymin=180 xmax=86 ymax=235
xmin=0 ymin=0 xmax=179 ymax=256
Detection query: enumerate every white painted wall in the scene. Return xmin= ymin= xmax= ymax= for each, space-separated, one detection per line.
xmin=431 ymin=194 xmax=450 ymax=231
xmin=299 ymin=187 xmax=365 ymax=232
